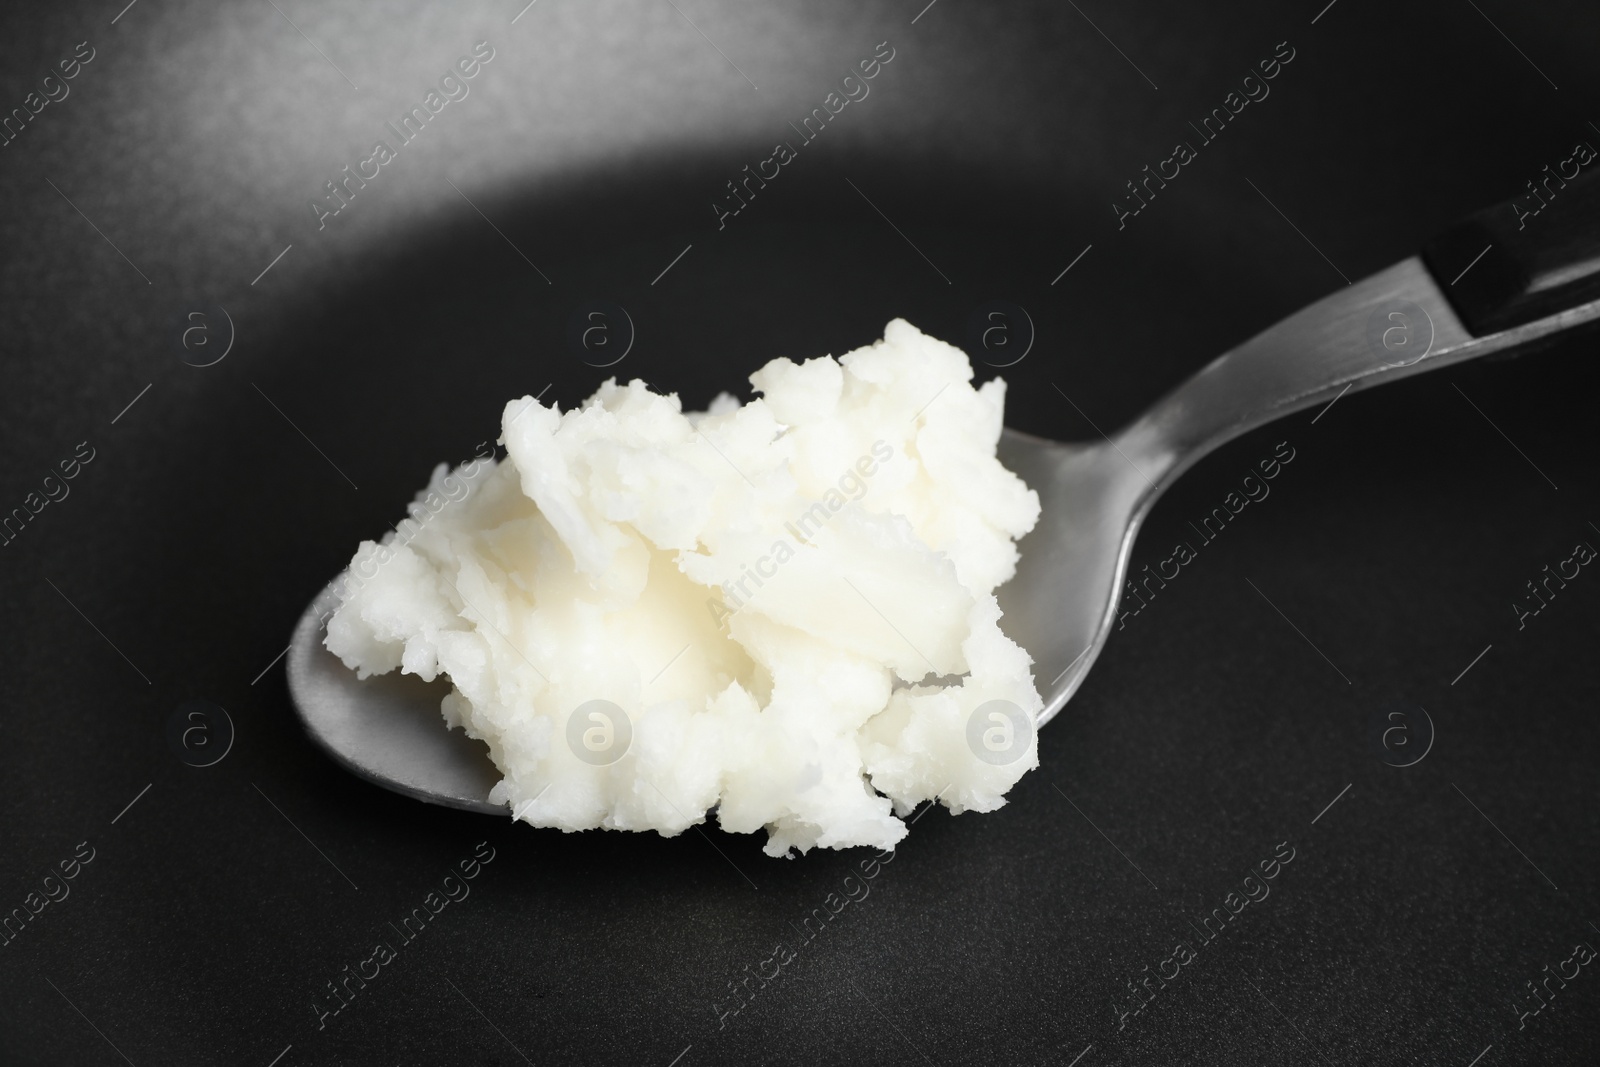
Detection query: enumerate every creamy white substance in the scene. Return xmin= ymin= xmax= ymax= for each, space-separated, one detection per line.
xmin=326 ymin=319 xmax=1043 ymax=856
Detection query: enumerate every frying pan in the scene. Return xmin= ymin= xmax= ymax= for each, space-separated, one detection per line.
xmin=2 ymin=1 xmax=1598 ymax=1064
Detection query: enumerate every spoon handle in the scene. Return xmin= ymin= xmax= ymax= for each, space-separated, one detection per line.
xmin=1425 ymin=163 xmax=1600 ymax=335
xmin=1114 ymin=175 xmax=1600 ymax=495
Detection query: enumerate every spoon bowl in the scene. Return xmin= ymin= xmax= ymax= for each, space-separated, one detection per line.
xmin=290 ymin=215 xmax=1600 ymax=806
xmin=289 ymin=588 xmax=505 ymax=814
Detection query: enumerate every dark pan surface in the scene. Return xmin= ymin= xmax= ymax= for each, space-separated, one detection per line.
xmin=2 ymin=2 xmax=1598 ymax=1064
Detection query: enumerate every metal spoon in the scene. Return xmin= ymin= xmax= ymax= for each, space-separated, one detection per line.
xmin=288 ymin=191 xmax=1600 ymax=813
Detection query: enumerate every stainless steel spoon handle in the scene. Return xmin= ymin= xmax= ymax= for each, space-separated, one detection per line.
xmin=1115 ymin=256 xmax=1599 ymax=500
xmin=1118 ymin=170 xmax=1600 ymax=496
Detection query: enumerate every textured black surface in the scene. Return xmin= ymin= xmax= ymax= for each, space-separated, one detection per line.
xmin=2 ymin=2 xmax=1599 ymax=1065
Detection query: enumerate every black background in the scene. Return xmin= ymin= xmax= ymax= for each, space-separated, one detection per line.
xmin=2 ymin=1 xmax=1599 ymax=1064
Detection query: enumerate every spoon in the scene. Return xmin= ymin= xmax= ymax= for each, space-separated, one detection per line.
xmin=288 ymin=176 xmax=1600 ymax=813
